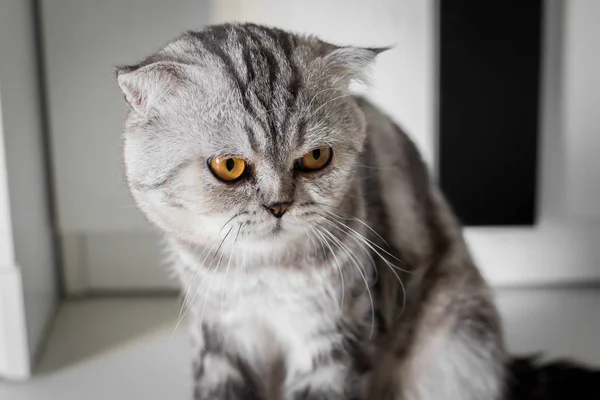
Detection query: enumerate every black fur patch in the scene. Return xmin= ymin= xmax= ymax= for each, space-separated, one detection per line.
xmin=507 ymin=356 xmax=600 ymax=400
xmin=202 ymin=323 xmax=224 ymax=353
xmin=338 ymin=323 xmax=372 ymax=375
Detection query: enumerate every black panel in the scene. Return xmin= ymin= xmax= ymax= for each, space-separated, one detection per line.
xmin=438 ymin=0 xmax=542 ymax=226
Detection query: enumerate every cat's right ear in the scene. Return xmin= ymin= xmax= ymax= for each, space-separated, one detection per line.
xmin=320 ymin=46 xmax=391 ymax=88
xmin=115 ymin=62 xmax=184 ymax=114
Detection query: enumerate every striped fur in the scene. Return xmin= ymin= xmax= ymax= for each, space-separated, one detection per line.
xmin=115 ymin=23 xmax=583 ymax=400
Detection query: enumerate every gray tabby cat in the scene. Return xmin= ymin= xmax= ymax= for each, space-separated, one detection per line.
xmin=116 ymin=23 xmax=597 ymax=400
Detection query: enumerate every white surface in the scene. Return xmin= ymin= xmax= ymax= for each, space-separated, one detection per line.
xmin=0 ymin=289 xmax=598 ymax=399
xmin=0 ymin=50 xmax=24 ymax=381
xmin=563 ymin=0 xmax=600 ymax=217
xmin=0 ymin=270 xmax=32 ymax=380
xmin=0 ymin=298 xmax=192 ymax=399
xmin=0 ymin=0 xmax=57 ymax=376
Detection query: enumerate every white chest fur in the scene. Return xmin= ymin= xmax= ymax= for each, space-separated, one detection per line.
xmin=184 ymin=262 xmax=344 ymax=377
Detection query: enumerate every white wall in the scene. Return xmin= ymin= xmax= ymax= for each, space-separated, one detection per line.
xmin=0 ymin=0 xmax=58 ymax=377
xmin=563 ymin=0 xmax=600 ymax=217
xmin=40 ymin=0 xmax=213 ymax=292
xmin=0 ymin=77 xmax=30 ymax=380
xmin=0 ymin=96 xmax=15 ymax=277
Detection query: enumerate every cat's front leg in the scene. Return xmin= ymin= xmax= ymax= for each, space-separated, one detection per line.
xmin=285 ymin=325 xmax=371 ymax=400
xmin=193 ymin=324 xmax=262 ymax=400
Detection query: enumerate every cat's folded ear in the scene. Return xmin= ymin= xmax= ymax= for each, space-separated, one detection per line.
xmin=322 ymin=46 xmax=390 ymax=87
xmin=115 ymin=61 xmax=186 ymax=114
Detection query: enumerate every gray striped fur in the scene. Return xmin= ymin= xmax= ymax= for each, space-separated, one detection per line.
xmin=117 ymin=23 xmax=505 ymax=400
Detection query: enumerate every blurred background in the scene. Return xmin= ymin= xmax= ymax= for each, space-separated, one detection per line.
xmin=0 ymin=0 xmax=598 ymax=398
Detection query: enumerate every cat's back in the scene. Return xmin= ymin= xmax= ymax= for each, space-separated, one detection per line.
xmin=353 ymin=95 xmax=426 ymax=174
xmin=353 ymin=95 xmax=439 ymax=268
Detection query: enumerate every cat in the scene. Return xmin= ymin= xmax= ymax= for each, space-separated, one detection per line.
xmin=116 ymin=23 xmax=599 ymax=400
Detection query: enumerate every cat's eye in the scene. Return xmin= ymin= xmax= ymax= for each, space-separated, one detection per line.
xmin=296 ymin=146 xmax=333 ymax=172
xmin=209 ymin=156 xmax=247 ymax=182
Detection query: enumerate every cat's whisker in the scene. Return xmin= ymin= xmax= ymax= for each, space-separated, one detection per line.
xmin=323 ymin=209 xmax=390 ymax=248
xmin=241 ymin=238 xmax=247 ymax=308
xmin=353 ymin=236 xmax=378 ymax=282
xmin=219 ymin=212 xmax=246 ymax=237
xmin=179 ymin=214 xmax=240 ymax=317
xmin=220 ymin=224 xmax=242 ymax=315
xmin=173 ymin=245 xmax=210 ymax=336
xmin=234 ymin=224 xmax=247 ymax=308
xmin=309 ymin=223 xmax=327 ymax=256
xmin=175 ymin=224 xmax=233 ymax=334
xmin=198 ymin=226 xmax=233 ymax=330
xmin=353 ymin=163 xmax=398 ymax=171
xmin=329 ymin=221 xmax=407 ymax=275
xmin=322 ymin=213 xmax=407 ymax=269
xmin=326 ymin=226 xmax=369 ymax=279
xmin=303 ymin=226 xmax=319 ymax=256
xmin=320 ymin=215 xmax=378 ymax=282
xmin=318 ymin=226 xmax=375 ymax=339
xmin=171 ymin=236 xmax=221 ymax=340
xmin=310 ymin=225 xmax=345 ymax=313
xmin=320 ymin=217 xmax=382 ymax=283
xmin=320 ymin=216 xmax=407 ymax=315
xmin=352 ymin=171 xmax=383 ymax=182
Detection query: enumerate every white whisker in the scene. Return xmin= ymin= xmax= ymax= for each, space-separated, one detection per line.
xmin=310 ymin=225 xmax=345 ymax=313
xmin=318 ymin=226 xmax=375 ymax=339
xmin=170 ymin=238 xmax=221 ymax=340
xmin=322 ymin=216 xmax=407 ymax=316
xmin=174 ymin=224 xmax=234 ymax=335
xmin=220 ymin=225 xmax=241 ymax=316
xmin=199 ymin=226 xmax=233 ymax=329
xmin=324 ymin=210 xmax=390 ymax=248
xmin=322 ymin=214 xmax=407 ymax=270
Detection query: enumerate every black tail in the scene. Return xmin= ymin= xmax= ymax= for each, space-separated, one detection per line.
xmin=507 ymin=355 xmax=600 ymax=400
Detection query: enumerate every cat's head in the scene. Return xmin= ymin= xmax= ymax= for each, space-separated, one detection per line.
xmin=117 ymin=24 xmax=384 ymax=250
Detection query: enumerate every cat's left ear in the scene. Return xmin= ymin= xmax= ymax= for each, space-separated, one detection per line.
xmin=115 ymin=61 xmax=185 ymax=114
xmin=323 ymin=46 xmax=390 ymax=87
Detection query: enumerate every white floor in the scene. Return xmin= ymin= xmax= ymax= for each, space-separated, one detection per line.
xmin=0 ymin=288 xmax=598 ymax=400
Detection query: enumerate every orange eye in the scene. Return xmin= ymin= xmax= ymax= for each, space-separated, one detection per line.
xmin=299 ymin=146 xmax=332 ymax=171
xmin=209 ymin=156 xmax=247 ymax=182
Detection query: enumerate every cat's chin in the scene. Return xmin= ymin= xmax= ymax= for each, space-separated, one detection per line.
xmin=247 ymin=225 xmax=296 ymax=241
xmin=240 ymin=221 xmax=308 ymax=245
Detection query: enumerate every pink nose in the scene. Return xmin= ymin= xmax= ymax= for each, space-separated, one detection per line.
xmin=265 ymin=202 xmax=291 ymax=218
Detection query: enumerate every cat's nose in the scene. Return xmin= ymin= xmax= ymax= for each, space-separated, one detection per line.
xmin=264 ymin=201 xmax=292 ymax=218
